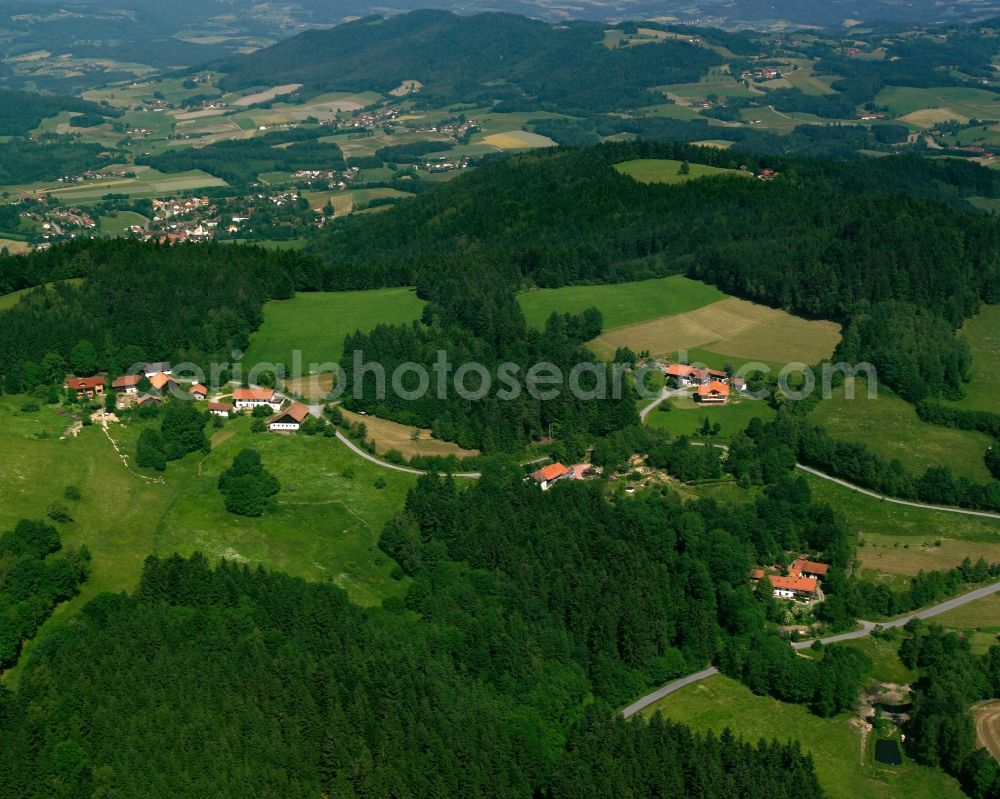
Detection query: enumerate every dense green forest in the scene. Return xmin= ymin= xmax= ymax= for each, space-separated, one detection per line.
xmin=210 ymin=11 xmax=724 ymax=114
xmin=0 ymin=519 xmax=90 ymax=669
xmin=0 ymin=90 xmax=116 ymax=136
xmin=0 ymin=136 xmax=112 ymax=184
xmin=0 ymin=469 xmax=839 ymax=798
xmin=897 ymin=622 xmax=1000 ymax=799
xmin=0 ymin=240 xmax=308 ymax=390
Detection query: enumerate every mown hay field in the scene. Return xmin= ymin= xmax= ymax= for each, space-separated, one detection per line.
xmin=338 ymin=408 xmax=479 ymax=459
xmin=591 ymin=296 xmax=841 ymax=364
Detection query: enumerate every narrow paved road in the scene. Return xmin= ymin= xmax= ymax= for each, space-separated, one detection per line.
xmin=639 ymin=394 xmax=1000 ymax=521
xmin=334 ymin=431 xmax=482 ymax=478
xmin=638 ymin=388 xmax=687 ymax=422
xmin=794 ymin=463 xmax=1000 ymax=520
xmin=622 ymin=579 xmax=1000 ymax=718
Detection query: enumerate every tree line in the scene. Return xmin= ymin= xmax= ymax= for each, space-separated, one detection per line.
xmin=0 ymin=519 xmax=90 ymax=670
xmin=0 ymin=551 xmax=826 ymax=799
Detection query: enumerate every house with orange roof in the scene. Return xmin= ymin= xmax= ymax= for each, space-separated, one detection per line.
xmin=208 ymin=402 xmax=233 ymax=418
xmin=268 ymin=402 xmax=311 ymax=432
xmin=767 ymin=575 xmax=818 ymax=599
xmin=188 ymin=383 xmax=208 ymax=401
xmin=233 ymin=387 xmax=282 ymax=412
xmin=148 ymin=372 xmax=177 ymax=393
xmin=112 ymin=374 xmax=142 ymax=396
xmin=64 ymin=376 xmax=105 ymax=400
xmin=665 ymin=363 xmax=697 ymax=386
xmin=530 ymin=462 xmax=571 ymax=491
xmin=208 ymin=401 xmax=233 ymax=417
xmin=695 ymin=381 xmax=730 ymax=404
xmin=790 ymin=558 xmax=830 ymax=580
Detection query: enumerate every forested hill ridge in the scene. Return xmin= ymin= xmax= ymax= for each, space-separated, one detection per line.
xmin=312 ymin=141 xmax=1000 ymax=403
xmin=210 ymin=11 xmax=729 ymax=113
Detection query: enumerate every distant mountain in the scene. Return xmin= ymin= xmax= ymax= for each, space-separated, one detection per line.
xmin=207 ymin=11 xmax=727 ymax=114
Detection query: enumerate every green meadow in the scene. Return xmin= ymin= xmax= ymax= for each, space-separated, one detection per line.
xmin=242 ymin=286 xmax=426 ymax=368
xmin=810 ymin=379 xmax=994 ymax=482
xmin=947 ymin=304 xmax=1000 ymax=413
xmin=518 ymin=274 xmax=724 ymax=330
xmin=875 ymin=85 xmax=1000 ymax=119
xmin=0 ymin=396 xmax=415 ymax=686
xmin=614 ymin=158 xmax=751 ymax=184
xmin=647 ymin=674 xmax=965 ymax=799
xmin=804 ymin=474 xmax=1000 ymax=581
xmin=645 ymin=395 xmax=776 ymax=440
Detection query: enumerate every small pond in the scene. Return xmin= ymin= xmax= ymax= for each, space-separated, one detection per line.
xmin=874 ymin=738 xmax=902 ymax=765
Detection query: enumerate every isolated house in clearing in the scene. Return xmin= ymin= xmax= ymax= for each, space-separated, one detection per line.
xmin=65 ymin=376 xmax=105 ymax=400
xmin=233 ymin=388 xmax=282 ymax=412
xmin=268 ymin=402 xmax=311 ymax=432
xmin=530 ymin=462 xmax=571 ymax=491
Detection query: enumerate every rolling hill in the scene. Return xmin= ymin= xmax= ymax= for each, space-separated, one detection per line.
xmin=207 ymin=11 xmax=725 ymax=113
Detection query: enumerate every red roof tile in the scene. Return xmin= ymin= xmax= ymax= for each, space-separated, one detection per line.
xmin=531 ymin=462 xmax=570 ymax=483
xmin=233 ymin=388 xmax=274 ymax=401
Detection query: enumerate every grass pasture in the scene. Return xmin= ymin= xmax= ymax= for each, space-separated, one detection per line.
xmin=803 ymin=475 xmax=1000 ymax=581
xmin=518 ymin=275 xmax=724 ymax=331
xmin=645 ymin=394 xmax=776 ymax=440
xmin=0 ymin=395 xmax=418 ymax=685
xmin=0 ymin=238 xmax=30 ymax=255
xmin=810 ymin=379 xmax=994 ymax=482
xmin=876 ymin=86 xmax=1000 ymax=126
xmin=948 ymin=304 xmax=1000 ymax=413
xmin=243 ymin=287 xmax=426 ymax=369
xmin=338 ymin=408 xmax=479 ymax=459
xmin=646 ymin=674 xmax=965 ymax=799
xmin=591 ymin=296 xmax=841 ymax=364
xmin=615 ymin=158 xmax=750 ymax=184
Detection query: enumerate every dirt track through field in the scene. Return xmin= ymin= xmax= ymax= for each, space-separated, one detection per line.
xmin=973 ymin=701 xmax=1000 ymax=761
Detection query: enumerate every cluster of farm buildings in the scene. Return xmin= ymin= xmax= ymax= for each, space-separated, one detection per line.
xmin=751 ymin=558 xmax=830 ymax=601
xmin=665 ymin=363 xmax=747 ymax=404
xmin=64 ymin=362 xmax=319 ymax=433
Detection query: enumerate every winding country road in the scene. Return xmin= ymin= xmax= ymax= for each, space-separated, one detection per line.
xmin=334 ymin=431 xmax=482 ymax=478
xmin=621 ymin=578 xmax=1000 ymax=718
xmin=637 ymin=394 xmax=1000 ymax=522
xmin=794 ymin=463 xmax=1000 ymax=520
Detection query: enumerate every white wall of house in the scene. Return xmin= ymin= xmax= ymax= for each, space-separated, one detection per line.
xmin=269 ymin=421 xmax=300 ymax=432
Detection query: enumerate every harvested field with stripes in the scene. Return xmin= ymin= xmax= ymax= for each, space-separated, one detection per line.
xmin=590 ymin=296 xmax=841 ymax=364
